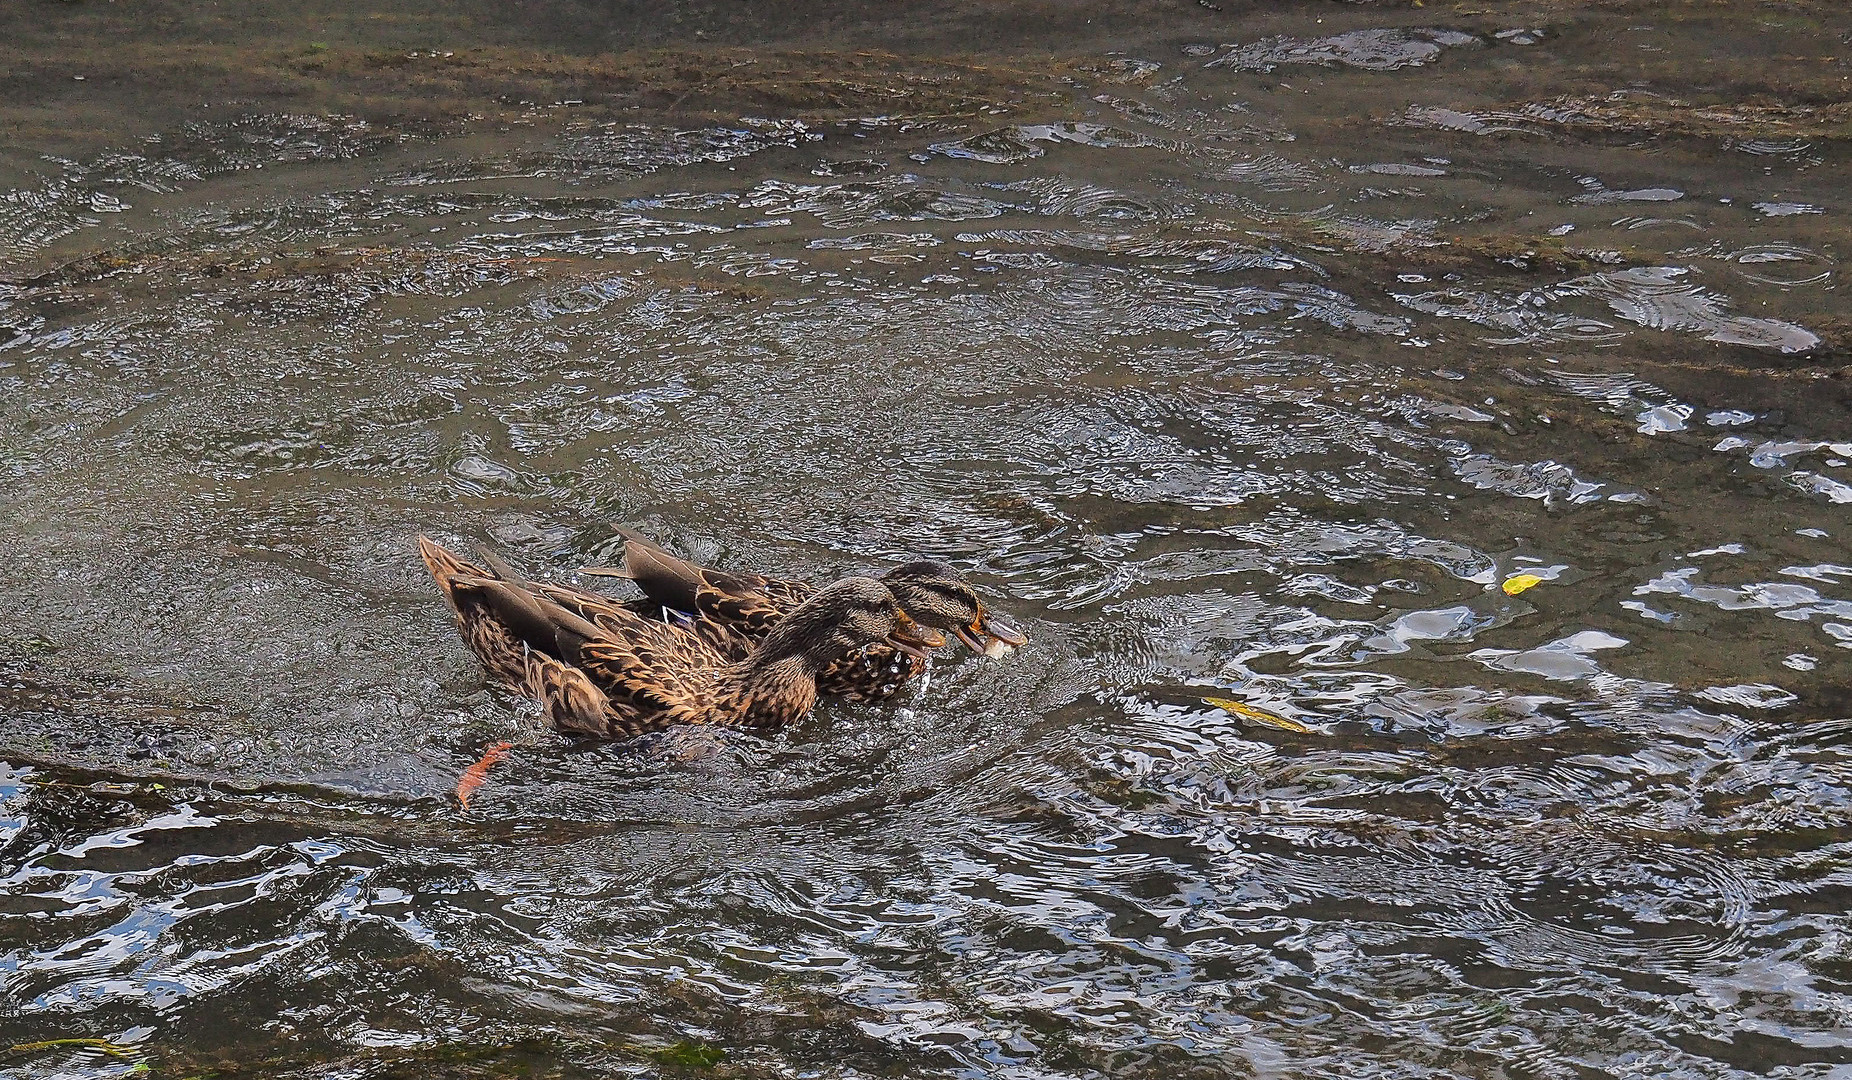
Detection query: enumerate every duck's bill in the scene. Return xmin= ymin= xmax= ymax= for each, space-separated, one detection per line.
xmin=888 ymin=614 xmax=946 ymax=659
xmin=954 ymin=610 xmax=1028 ymax=657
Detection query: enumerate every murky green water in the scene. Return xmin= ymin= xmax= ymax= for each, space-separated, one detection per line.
xmin=3 ymin=2 xmax=1850 ymax=1077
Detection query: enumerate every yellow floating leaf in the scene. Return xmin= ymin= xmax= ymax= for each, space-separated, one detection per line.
xmin=8 ymin=1039 xmax=137 ymax=1060
xmin=1502 ymin=573 xmax=1546 ymax=596
xmin=1202 ymin=697 xmax=1314 ymax=733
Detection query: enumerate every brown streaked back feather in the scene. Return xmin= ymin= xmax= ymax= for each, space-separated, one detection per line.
xmin=527 ymin=580 xmax=651 ymax=637
xmin=694 ymin=586 xmax=786 ymax=640
xmin=522 ymin=652 xmax=617 ymax=738
xmin=446 ymin=577 xmax=589 ymax=663
xmin=571 ymin=633 xmax=716 ymax=728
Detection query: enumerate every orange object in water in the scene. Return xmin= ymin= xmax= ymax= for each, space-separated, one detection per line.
xmin=456 ymin=741 xmax=514 ymax=809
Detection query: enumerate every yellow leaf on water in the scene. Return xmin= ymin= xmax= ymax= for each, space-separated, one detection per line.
xmin=1202 ymin=697 xmax=1314 ymax=733
xmin=8 ymin=1039 xmax=137 ymax=1060
xmin=1502 ymin=573 xmax=1546 ymax=596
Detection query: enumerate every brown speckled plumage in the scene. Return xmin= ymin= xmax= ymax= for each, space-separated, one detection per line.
xmin=418 ymin=536 xmax=928 ymax=739
xmin=584 ymin=528 xmax=1026 ymax=701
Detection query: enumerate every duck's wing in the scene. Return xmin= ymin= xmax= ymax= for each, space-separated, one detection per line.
xmin=451 ymin=572 xmax=723 ymax=730
xmin=585 ymin=527 xmax=816 ymax=641
xmin=520 ymin=652 xmax=617 ymax=738
xmin=526 ymin=579 xmax=655 ymax=634
xmin=427 ymin=537 xmax=658 ymax=639
xmin=522 ymin=575 xmax=747 ymax=668
xmin=519 ymin=650 xmax=689 ymax=739
xmin=422 ymin=535 xmax=743 ymax=733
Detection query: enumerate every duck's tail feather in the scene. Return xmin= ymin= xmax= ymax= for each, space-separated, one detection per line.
xmin=418 ymin=535 xmax=492 ymax=601
xmin=610 ymin=528 xmax=706 ymax=613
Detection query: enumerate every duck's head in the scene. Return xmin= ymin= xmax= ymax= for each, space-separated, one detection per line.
xmin=758 ymin=577 xmax=945 ymax=671
xmin=880 ymin=561 xmax=1027 ymax=659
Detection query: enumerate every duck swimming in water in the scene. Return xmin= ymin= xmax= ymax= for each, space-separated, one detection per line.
xmin=418 ymin=536 xmax=944 ymax=739
xmin=581 ymin=527 xmax=1027 ymax=701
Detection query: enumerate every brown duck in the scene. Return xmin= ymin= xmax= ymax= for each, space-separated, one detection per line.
xmin=582 ymin=528 xmax=1027 ymax=701
xmin=418 ymin=537 xmax=944 ymax=739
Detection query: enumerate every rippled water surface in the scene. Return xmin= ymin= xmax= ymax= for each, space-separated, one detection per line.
xmin=3 ymin=2 xmax=1851 ymax=1076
